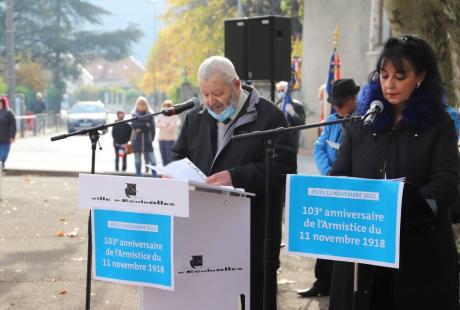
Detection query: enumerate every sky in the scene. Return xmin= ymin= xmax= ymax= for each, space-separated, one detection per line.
xmin=87 ymin=0 xmax=166 ymax=65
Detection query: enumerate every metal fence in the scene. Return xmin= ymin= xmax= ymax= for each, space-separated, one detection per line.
xmin=15 ymin=113 xmax=66 ymax=138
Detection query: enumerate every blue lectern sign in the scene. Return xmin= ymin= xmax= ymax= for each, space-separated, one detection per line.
xmin=93 ymin=209 xmax=173 ymax=289
xmin=287 ymin=175 xmax=403 ymax=268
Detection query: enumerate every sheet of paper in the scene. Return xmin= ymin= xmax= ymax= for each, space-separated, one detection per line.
xmin=147 ymin=158 xmax=207 ymax=183
xmin=388 ymin=177 xmax=406 ymax=182
xmin=326 ymin=140 xmax=340 ymax=150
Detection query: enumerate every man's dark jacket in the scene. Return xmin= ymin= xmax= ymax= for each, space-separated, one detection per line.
xmin=172 ymin=85 xmax=297 ymax=309
xmin=31 ymin=99 xmax=46 ymax=114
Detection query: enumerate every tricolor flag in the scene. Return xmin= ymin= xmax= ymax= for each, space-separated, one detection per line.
xmin=320 ymin=47 xmax=341 ymax=122
xmin=326 ymin=47 xmax=341 ymax=96
xmin=281 ymin=59 xmax=301 ymax=118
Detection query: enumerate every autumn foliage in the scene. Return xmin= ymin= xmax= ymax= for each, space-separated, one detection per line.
xmin=140 ymin=0 xmax=303 ymax=96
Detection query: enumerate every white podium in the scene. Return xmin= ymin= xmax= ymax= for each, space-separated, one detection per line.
xmin=141 ymin=182 xmax=252 ymax=310
xmin=79 ymin=175 xmax=252 ymax=310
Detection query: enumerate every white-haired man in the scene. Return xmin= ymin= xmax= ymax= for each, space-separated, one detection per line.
xmin=172 ymin=56 xmax=297 ymax=309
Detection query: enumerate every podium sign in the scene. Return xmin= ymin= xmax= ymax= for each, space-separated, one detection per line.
xmin=79 ymin=174 xmax=188 ymax=289
xmin=80 ymin=174 xmax=189 ymax=217
xmin=93 ymin=209 xmax=173 ymax=289
xmin=287 ymin=175 xmax=403 ymax=268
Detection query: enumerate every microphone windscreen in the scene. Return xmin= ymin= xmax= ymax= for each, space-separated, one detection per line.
xmin=370 ymin=100 xmax=384 ymax=113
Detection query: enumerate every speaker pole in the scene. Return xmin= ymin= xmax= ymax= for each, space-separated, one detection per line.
xmin=263 ymin=14 xmax=277 ymax=310
xmin=270 ymin=80 xmax=276 ymax=102
xmin=270 ymin=15 xmax=275 ymax=103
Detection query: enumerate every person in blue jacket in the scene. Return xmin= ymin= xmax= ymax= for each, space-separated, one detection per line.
xmin=313 ymin=79 xmax=359 ymax=175
xmin=446 ymin=105 xmax=460 ymax=139
xmin=297 ymin=79 xmax=359 ymax=298
xmin=444 ymin=103 xmax=460 ymax=225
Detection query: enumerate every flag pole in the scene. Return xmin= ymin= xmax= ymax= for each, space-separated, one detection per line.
xmin=319 ymin=26 xmax=341 ymax=136
xmin=333 ymin=25 xmax=340 ymax=49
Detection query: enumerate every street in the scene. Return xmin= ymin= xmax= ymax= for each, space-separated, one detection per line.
xmin=7 ymin=128 xmax=162 ymax=175
xmin=7 ymin=128 xmax=317 ymax=176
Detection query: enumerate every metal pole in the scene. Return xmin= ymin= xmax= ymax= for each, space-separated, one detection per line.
xmin=271 ymin=0 xmax=276 ymax=15
xmin=262 ymin=137 xmax=277 ymax=310
xmin=150 ymin=0 xmax=157 ymax=104
xmin=270 ymin=80 xmax=276 ymax=103
xmin=237 ymin=0 xmax=243 ymax=17
xmin=354 ymin=262 xmax=358 ymax=291
xmin=85 ymin=131 xmax=100 ymax=310
xmin=5 ymin=0 xmax=16 ymax=106
xmin=352 ymin=262 xmax=359 ymax=310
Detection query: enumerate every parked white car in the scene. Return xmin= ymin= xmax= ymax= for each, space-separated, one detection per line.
xmin=67 ymin=100 xmax=107 ymax=133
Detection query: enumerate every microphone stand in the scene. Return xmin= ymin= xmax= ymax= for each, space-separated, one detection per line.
xmin=232 ymin=114 xmax=363 ymax=310
xmin=50 ymin=108 xmax=176 ymax=310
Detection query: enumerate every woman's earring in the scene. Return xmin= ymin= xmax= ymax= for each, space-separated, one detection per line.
xmin=416 ymin=82 xmax=421 ymax=89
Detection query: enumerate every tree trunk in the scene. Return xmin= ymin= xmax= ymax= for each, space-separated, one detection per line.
xmin=5 ymin=0 xmax=16 ymax=108
xmin=51 ymin=0 xmax=64 ymax=113
xmin=384 ymin=0 xmax=460 ymax=107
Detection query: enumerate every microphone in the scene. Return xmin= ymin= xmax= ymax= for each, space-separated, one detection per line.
xmin=363 ymin=100 xmax=384 ymax=126
xmin=162 ymin=97 xmax=199 ymax=116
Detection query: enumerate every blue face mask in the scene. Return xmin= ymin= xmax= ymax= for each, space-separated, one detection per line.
xmin=276 ymin=91 xmax=286 ymax=102
xmin=207 ymin=104 xmax=236 ymax=122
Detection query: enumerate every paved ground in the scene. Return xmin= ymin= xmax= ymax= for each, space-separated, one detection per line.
xmin=0 ymin=176 xmax=326 ymax=310
xmin=8 ymin=129 xmax=145 ymax=174
xmin=1 ymin=132 xmax=326 ymax=309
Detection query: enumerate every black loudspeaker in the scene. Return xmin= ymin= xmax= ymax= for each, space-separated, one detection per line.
xmin=224 ymin=16 xmax=291 ymax=81
xmin=225 ymin=18 xmax=248 ymax=79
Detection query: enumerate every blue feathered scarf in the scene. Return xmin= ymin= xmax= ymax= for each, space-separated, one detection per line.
xmin=356 ymin=81 xmax=444 ymax=133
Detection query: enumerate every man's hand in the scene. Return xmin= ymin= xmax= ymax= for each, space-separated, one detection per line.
xmin=206 ymin=170 xmax=233 ymax=186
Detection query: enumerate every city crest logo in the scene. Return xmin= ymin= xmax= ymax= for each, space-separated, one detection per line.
xmin=125 ymin=183 xmax=137 ymax=197
xmin=190 ymin=255 xmax=203 ymax=269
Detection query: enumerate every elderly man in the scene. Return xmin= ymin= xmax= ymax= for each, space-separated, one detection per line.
xmin=31 ymin=92 xmax=46 ymax=114
xmin=172 ymin=56 xmax=297 ymax=309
